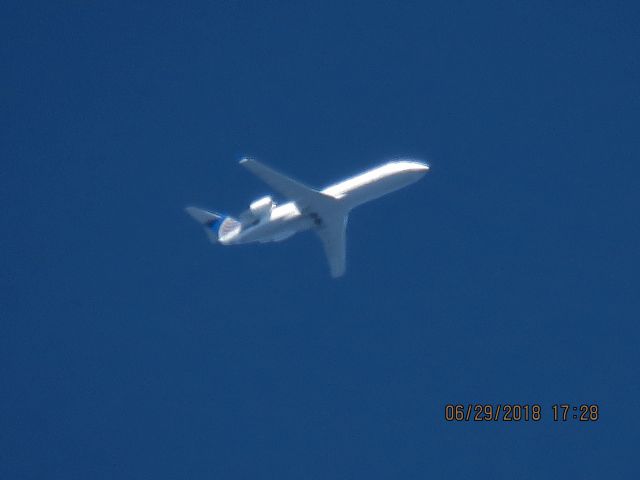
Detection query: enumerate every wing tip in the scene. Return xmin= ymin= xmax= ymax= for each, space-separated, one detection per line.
xmin=331 ymin=269 xmax=346 ymax=278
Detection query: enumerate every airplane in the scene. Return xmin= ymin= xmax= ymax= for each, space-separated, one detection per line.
xmin=185 ymin=158 xmax=429 ymax=277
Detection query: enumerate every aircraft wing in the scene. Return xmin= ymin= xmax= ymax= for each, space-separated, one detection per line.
xmin=240 ymin=158 xmax=336 ymax=213
xmin=240 ymin=158 xmax=348 ymax=277
xmin=316 ymin=213 xmax=348 ymax=278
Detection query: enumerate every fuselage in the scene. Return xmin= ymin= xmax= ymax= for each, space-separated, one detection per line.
xmin=222 ymin=160 xmax=429 ymax=245
xmin=322 ymin=160 xmax=429 ymax=207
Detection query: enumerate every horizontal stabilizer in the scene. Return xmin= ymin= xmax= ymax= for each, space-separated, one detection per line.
xmin=185 ymin=206 xmax=221 ymax=225
xmin=185 ymin=207 xmax=223 ymax=243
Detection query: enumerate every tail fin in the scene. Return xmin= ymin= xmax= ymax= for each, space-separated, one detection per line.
xmin=185 ymin=207 xmax=241 ymax=243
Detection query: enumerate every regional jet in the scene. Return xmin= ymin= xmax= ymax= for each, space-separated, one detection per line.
xmin=186 ymin=158 xmax=429 ymax=277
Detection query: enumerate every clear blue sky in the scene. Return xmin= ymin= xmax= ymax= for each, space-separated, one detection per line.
xmin=2 ymin=1 xmax=639 ymax=478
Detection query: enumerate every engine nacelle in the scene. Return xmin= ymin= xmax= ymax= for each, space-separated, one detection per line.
xmin=249 ymin=195 xmax=275 ymax=218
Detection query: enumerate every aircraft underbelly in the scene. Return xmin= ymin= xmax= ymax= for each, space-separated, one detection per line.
xmin=239 ymin=215 xmax=313 ymax=244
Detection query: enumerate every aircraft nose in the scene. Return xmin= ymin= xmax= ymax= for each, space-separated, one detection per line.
xmin=404 ymin=161 xmax=429 ymax=177
xmin=411 ymin=161 xmax=430 ymax=173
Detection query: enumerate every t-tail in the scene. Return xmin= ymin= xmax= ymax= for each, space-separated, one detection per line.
xmin=185 ymin=207 xmax=241 ymax=244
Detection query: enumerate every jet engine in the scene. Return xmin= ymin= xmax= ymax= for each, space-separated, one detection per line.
xmin=249 ymin=195 xmax=275 ymax=218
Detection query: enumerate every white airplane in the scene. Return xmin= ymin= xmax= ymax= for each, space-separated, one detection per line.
xmin=186 ymin=158 xmax=429 ymax=277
